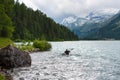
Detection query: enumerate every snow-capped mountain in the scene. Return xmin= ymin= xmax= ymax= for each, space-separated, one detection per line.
xmin=61 ymin=9 xmax=119 ymax=39
xmin=62 ymin=16 xmax=88 ymax=26
xmin=62 ymin=16 xmax=77 ymax=24
xmin=62 ymin=9 xmax=119 ymax=27
xmin=86 ymin=9 xmax=119 ymax=23
xmin=61 ymin=16 xmax=88 ymax=30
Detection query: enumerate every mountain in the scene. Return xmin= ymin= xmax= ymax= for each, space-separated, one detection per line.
xmin=90 ymin=11 xmax=120 ymax=40
xmin=86 ymin=9 xmax=118 ymax=23
xmin=61 ymin=9 xmax=119 ymax=39
xmin=11 ymin=2 xmax=78 ymax=41
xmin=62 ymin=16 xmax=88 ymax=28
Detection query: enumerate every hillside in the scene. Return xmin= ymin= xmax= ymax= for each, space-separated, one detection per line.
xmin=11 ymin=2 xmax=78 ymax=41
xmin=91 ymin=12 xmax=120 ymax=40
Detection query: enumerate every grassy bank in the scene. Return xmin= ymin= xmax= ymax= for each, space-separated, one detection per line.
xmin=0 ymin=37 xmax=51 ymax=52
xmin=17 ymin=40 xmax=52 ymax=52
xmin=0 ymin=38 xmax=14 ymax=48
xmin=17 ymin=42 xmax=34 ymax=52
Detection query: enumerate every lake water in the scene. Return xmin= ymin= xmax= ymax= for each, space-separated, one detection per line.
xmin=12 ymin=41 xmax=120 ymax=80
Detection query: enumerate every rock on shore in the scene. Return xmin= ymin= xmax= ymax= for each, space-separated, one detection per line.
xmin=0 ymin=45 xmax=31 ymax=69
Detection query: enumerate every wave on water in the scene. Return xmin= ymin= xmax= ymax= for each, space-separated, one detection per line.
xmin=13 ymin=41 xmax=120 ymax=80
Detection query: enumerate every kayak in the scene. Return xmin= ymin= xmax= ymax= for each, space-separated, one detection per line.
xmin=61 ymin=53 xmax=69 ymax=56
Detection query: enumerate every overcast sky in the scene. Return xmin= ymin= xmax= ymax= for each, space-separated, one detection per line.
xmin=18 ymin=0 xmax=120 ymax=22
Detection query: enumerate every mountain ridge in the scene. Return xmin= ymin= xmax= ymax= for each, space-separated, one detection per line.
xmin=91 ymin=11 xmax=120 ymax=40
xmin=61 ymin=9 xmax=119 ymax=39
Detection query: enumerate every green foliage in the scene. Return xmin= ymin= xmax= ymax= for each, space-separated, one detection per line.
xmin=1 ymin=25 xmax=14 ymax=38
xmin=0 ymin=0 xmax=14 ymax=38
xmin=17 ymin=41 xmax=34 ymax=52
xmin=0 ymin=37 xmax=14 ymax=48
xmin=40 ymin=34 xmax=46 ymax=40
xmin=0 ymin=73 xmax=5 ymax=80
xmin=33 ymin=40 xmax=51 ymax=51
xmin=18 ymin=45 xmax=34 ymax=52
xmin=3 ymin=0 xmax=14 ymax=17
xmin=14 ymin=39 xmax=22 ymax=42
xmin=0 ymin=0 xmax=78 ymax=40
xmin=12 ymin=2 xmax=78 ymax=41
xmin=17 ymin=40 xmax=51 ymax=52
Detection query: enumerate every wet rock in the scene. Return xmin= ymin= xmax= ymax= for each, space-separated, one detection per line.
xmin=0 ymin=45 xmax=31 ymax=69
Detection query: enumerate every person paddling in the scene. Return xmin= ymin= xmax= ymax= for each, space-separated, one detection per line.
xmin=64 ymin=49 xmax=70 ymax=55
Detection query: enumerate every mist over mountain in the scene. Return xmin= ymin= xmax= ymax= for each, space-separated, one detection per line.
xmin=86 ymin=9 xmax=118 ymax=22
xmin=61 ymin=9 xmax=119 ymax=39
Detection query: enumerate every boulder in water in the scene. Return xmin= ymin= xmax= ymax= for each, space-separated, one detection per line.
xmin=0 ymin=45 xmax=31 ymax=69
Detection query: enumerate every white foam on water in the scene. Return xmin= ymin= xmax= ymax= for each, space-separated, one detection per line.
xmin=12 ymin=41 xmax=120 ymax=80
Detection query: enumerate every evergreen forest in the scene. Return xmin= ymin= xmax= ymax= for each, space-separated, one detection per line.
xmin=0 ymin=0 xmax=78 ymax=41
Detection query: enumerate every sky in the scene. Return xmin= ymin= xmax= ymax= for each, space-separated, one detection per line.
xmin=18 ymin=0 xmax=120 ymax=22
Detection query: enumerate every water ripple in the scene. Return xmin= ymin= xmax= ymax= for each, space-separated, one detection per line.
xmin=13 ymin=41 xmax=120 ymax=80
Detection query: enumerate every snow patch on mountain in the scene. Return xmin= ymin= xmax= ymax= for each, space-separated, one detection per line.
xmin=86 ymin=8 xmax=119 ymax=23
xmin=61 ymin=17 xmax=88 ymax=27
xmin=61 ymin=9 xmax=119 ymax=39
xmin=62 ymin=8 xmax=119 ymax=27
xmin=62 ymin=16 xmax=77 ymax=24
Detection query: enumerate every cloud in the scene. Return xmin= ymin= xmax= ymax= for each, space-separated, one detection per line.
xmin=18 ymin=0 xmax=120 ymax=22
xmin=86 ymin=0 xmax=120 ymax=9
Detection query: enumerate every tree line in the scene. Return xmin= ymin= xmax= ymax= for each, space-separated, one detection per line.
xmin=0 ymin=0 xmax=78 ymax=41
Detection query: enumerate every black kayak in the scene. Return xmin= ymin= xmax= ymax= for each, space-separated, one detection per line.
xmin=61 ymin=53 xmax=69 ymax=56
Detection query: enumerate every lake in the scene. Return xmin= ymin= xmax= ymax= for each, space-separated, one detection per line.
xmin=13 ymin=41 xmax=120 ymax=80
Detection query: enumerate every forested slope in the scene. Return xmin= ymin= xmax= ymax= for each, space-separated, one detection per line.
xmin=12 ymin=2 xmax=78 ymax=41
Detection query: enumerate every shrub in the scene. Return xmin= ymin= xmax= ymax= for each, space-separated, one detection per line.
xmin=14 ymin=39 xmax=22 ymax=42
xmin=18 ymin=45 xmax=34 ymax=52
xmin=17 ymin=42 xmax=34 ymax=52
xmin=0 ymin=73 xmax=5 ymax=80
xmin=33 ymin=40 xmax=51 ymax=51
xmin=0 ymin=37 xmax=14 ymax=48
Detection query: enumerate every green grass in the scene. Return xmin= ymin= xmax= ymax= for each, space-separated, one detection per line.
xmin=0 ymin=37 xmax=14 ymax=48
xmin=16 ymin=40 xmax=52 ymax=52
xmin=17 ymin=42 xmax=34 ymax=52
xmin=0 ymin=73 xmax=5 ymax=80
xmin=33 ymin=40 xmax=51 ymax=51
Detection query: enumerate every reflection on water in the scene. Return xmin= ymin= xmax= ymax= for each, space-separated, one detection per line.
xmin=13 ymin=41 xmax=120 ymax=80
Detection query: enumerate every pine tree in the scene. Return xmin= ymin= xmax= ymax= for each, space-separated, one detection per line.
xmin=12 ymin=2 xmax=78 ymax=41
xmin=0 ymin=4 xmax=14 ymax=37
xmin=0 ymin=0 xmax=14 ymax=38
